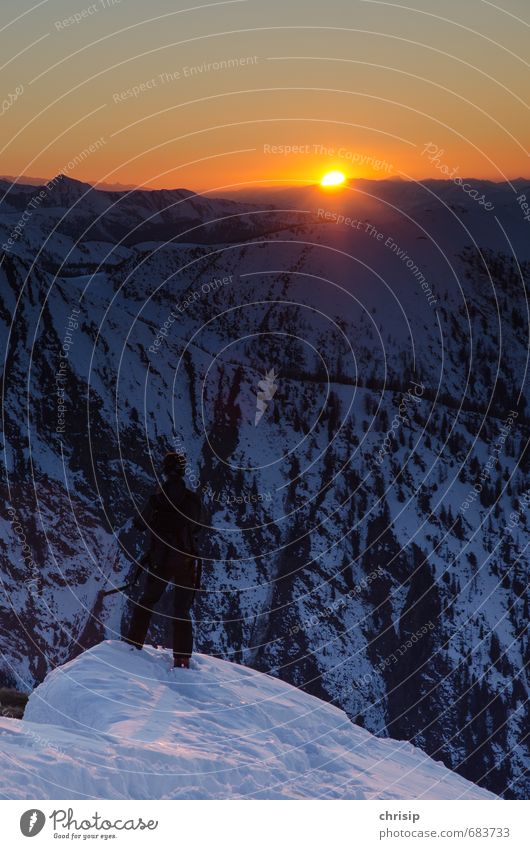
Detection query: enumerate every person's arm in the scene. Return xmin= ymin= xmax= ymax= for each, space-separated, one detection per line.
xmin=133 ymin=491 xmax=159 ymax=530
xmin=186 ymin=490 xmax=202 ymax=557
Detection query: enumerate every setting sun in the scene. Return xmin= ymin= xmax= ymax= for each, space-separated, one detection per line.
xmin=320 ymin=170 xmax=346 ymax=187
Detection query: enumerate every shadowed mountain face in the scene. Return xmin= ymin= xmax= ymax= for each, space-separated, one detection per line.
xmin=0 ymin=176 xmax=529 ymax=798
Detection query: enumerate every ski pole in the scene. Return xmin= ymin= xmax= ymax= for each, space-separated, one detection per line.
xmin=101 ymin=553 xmax=149 ymax=597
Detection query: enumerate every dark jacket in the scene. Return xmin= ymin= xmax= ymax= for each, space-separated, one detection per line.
xmin=135 ymin=472 xmax=201 ymax=557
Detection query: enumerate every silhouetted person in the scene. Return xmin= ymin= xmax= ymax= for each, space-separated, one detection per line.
xmin=123 ymin=452 xmax=201 ymax=668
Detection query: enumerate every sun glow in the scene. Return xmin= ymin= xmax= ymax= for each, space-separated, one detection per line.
xmin=320 ymin=170 xmax=346 ymax=187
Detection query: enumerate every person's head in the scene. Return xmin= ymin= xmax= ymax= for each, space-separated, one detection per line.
xmin=162 ymin=452 xmax=186 ymax=477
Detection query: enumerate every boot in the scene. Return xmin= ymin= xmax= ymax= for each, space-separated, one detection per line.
xmin=173 ymin=654 xmax=190 ymax=669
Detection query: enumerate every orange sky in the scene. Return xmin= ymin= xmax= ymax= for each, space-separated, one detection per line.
xmin=1 ymin=0 xmax=528 ymax=192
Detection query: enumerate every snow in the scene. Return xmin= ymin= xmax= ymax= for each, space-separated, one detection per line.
xmin=0 ymin=640 xmax=494 ymax=800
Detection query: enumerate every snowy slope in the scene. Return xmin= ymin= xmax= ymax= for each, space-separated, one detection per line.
xmin=0 ymin=640 xmax=494 ymax=800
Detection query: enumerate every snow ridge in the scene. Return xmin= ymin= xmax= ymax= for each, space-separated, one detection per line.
xmin=0 ymin=641 xmax=495 ymax=800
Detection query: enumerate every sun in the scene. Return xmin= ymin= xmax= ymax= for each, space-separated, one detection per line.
xmin=321 ymin=170 xmax=346 ymax=187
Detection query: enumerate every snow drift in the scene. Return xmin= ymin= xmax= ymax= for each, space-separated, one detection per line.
xmin=0 ymin=641 xmax=494 ymax=800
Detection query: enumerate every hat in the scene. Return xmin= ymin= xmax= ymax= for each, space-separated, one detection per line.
xmin=163 ymin=452 xmax=186 ymax=475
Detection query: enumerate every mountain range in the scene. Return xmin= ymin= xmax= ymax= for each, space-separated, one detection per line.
xmin=0 ymin=174 xmax=528 ymax=798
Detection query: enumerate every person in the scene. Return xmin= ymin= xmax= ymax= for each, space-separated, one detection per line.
xmin=123 ymin=452 xmax=202 ymax=669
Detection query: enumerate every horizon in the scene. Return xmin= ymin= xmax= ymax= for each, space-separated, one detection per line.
xmin=2 ymin=172 xmax=529 ymax=196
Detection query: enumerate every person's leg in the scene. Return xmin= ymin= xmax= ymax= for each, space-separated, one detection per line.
xmin=172 ymin=587 xmax=195 ymax=661
xmin=172 ymin=560 xmax=196 ymax=664
xmin=123 ymin=559 xmax=168 ymax=649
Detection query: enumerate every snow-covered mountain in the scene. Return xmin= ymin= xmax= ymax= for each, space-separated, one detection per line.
xmin=0 ymin=640 xmax=495 ymax=799
xmin=0 ymin=175 xmax=528 ymax=799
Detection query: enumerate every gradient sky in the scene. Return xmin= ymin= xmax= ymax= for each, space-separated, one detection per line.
xmin=1 ymin=0 xmax=528 ymax=191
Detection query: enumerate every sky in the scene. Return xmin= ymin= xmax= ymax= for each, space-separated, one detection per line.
xmin=0 ymin=0 xmax=529 ymax=191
